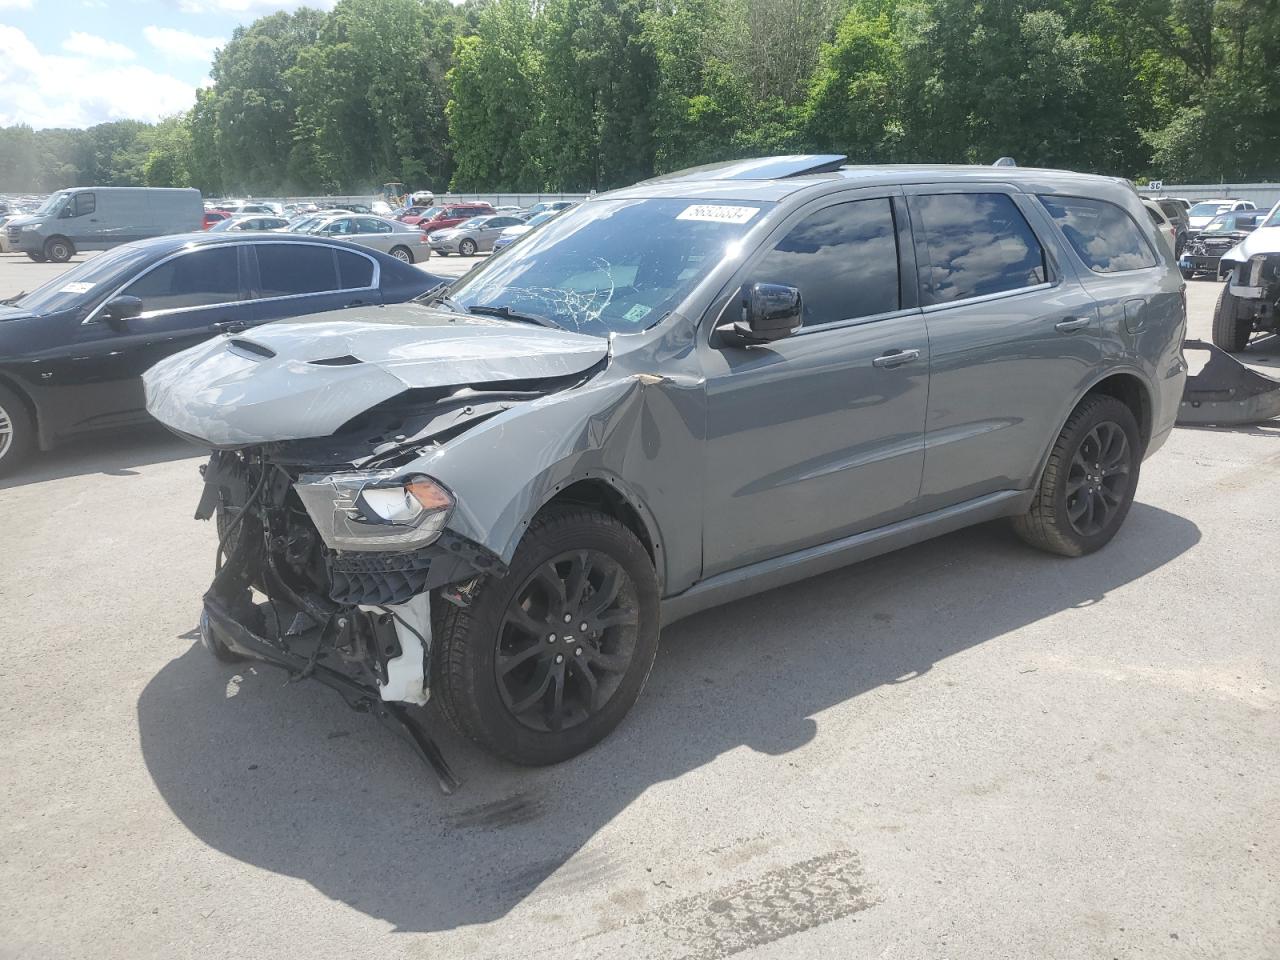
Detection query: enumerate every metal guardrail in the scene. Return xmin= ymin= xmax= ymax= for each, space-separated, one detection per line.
xmin=1143 ymin=183 xmax=1280 ymax=209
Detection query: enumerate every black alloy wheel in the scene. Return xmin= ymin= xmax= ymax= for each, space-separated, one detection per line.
xmin=1064 ymin=420 xmax=1131 ymax=538
xmin=496 ymin=549 xmax=639 ymax=733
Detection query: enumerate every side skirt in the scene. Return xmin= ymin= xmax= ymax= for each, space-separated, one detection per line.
xmin=659 ymin=489 xmax=1032 ymax=627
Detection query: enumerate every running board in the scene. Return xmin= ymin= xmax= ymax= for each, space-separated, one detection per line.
xmin=660 ymin=490 xmax=1030 ymax=626
xmin=1179 ymin=339 xmax=1280 ymax=427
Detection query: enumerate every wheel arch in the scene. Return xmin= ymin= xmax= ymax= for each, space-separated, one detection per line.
xmin=1031 ymin=368 xmax=1154 ymax=491
xmin=0 ymin=371 xmax=47 ymax=449
xmin=530 ymin=474 xmax=665 ymax=592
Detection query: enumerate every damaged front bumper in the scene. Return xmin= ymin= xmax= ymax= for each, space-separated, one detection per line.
xmin=199 ymin=595 xmax=460 ymax=792
xmin=199 ymin=450 xmax=508 ymax=790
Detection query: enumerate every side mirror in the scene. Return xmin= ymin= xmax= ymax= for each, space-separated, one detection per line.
xmin=720 ymin=282 xmax=803 ymax=345
xmin=101 ymin=295 xmax=143 ymax=328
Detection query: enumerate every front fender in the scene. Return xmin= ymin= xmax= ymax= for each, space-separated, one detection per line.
xmin=403 ymin=371 xmax=695 ymax=594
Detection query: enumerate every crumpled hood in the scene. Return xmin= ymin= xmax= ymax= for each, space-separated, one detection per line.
xmin=143 ymin=304 xmax=609 ymax=446
xmin=1221 ymin=225 xmax=1280 ymax=265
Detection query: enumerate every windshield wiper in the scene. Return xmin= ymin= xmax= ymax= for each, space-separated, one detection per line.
xmin=466 ymin=304 xmax=564 ymax=330
xmin=0 ymin=291 xmax=26 ymax=306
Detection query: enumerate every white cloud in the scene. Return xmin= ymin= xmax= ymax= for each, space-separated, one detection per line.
xmin=62 ymin=31 xmax=136 ymax=62
xmin=0 ymin=0 xmax=34 ymax=9
xmin=143 ymin=25 xmax=224 ymax=64
xmin=0 ymin=25 xmax=196 ymax=129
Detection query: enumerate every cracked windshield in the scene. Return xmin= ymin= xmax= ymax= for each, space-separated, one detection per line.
xmin=447 ymin=198 xmax=770 ymax=336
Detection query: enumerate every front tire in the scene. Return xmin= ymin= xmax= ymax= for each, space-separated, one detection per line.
xmin=432 ymin=507 xmax=659 ymax=765
xmin=0 ymin=382 xmax=35 ymax=478
xmin=459 ymin=238 xmax=477 ymax=257
xmin=44 ymin=236 xmax=73 ymax=263
xmin=1013 ymin=395 xmax=1141 ymax=557
xmin=1212 ymin=285 xmax=1252 ymax=352
xmin=389 ymin=245 xmax=414 ymax=263
xmin=26 ymin=252 xmax=46 ymax=263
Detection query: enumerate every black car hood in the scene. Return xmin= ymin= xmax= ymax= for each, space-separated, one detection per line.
xmin=143 ymin=304 xmax=610 ymax=446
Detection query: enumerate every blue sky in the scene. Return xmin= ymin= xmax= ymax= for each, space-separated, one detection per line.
xmin=0 ymin=0 xmax=335 ymax=128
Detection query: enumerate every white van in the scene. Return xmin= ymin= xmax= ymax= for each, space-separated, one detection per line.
xmin=5 ymin=187 xmax=202 ymax=263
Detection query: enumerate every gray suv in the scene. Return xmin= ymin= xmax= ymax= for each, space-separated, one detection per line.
xmin=144 ymin=156 xmax=1186 ymax=785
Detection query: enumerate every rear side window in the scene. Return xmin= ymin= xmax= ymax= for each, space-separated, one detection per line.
xmin=752 ymin=198 xmax=899 ymax=327
xmin=1039 ymin=195 xmax=1157 ymax=273
xmin=255 ymin=244 xmax=339 ymax=298
xmin=122 ymin=247 xmax=240 ymax=312
xmin=336 ymin=249 xmax=374 ymax=289
xmin=912 ymin=193 xmax=1047 ymax=303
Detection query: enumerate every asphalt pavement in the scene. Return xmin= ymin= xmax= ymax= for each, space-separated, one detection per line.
xmin=0 ymin=251 xmax=1276 ymax=960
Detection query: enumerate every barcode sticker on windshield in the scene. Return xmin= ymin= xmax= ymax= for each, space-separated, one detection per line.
xmin=676 ymin=204 xmax=759 ymax=224
xmin=59 ymin=282 xmax=94 ymax=294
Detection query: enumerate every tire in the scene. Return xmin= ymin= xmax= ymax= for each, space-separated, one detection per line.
xmin=432 ymin=506 xmax=660 ymax=766
xmin=44 ymin=236 xmax=73 ymax=263
xmin=1012 ymin=394 xmax=1141 ymax=558
xmin=0 ymin=382 xmax=36 ymax=478
xmin=27 ymin=252 xmax=46 ymax=263
xmin=1211 ymin=285 xmax=1252 ymax=352
xmin=389 ymin=245 xmax=414 ymax=264
xmin=458 ymin=238 xmax=477 ymax=257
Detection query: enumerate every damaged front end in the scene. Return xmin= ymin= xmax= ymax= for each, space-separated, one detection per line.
xmin=153 ymin=309 xmax=616 ymax=789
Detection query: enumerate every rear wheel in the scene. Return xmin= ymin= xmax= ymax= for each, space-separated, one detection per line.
xmin=389 ymin=245 xmax=413 ymax=263
xmin=459 ymin=238 xmax=477 ymax=257
xmin=1013 ymin=395 xmax=1141 ymax=557
xmin=0 ymin=382 xmax=36 ymax=478
xmin=1211 ymin=285 xmax=1253 ymax=352
xmin=44 ymin=236 xmax=73 ymax=263
xmin=432 ymin=507 xmax=659 ymax=765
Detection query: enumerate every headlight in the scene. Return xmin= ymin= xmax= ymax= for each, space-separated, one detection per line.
xmin=20 ymin=224 xmax=38 ymax=231
xmin=293 ymin=470 xmax=454 ymax=552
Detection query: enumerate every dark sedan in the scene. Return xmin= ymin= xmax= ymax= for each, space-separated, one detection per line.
xmin=0 ymin=233 xmax=445 ymax=475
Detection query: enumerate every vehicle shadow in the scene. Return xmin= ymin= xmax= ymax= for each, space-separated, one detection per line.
xmin=137 ymin=503 xmax=1199 ymax=933
xmin=0 ymin=425 xmax=202 ymax=489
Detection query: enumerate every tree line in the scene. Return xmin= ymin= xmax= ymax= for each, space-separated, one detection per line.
xmin=0 ymin=0 xmax=1277 ymax=197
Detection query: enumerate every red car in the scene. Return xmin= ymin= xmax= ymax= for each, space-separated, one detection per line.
xmin=416 ymin=203 xmax=494 ymax=234
xmin=202 ymin=211 xmax=229 ymax=230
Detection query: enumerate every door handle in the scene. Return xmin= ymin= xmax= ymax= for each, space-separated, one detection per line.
xmin=1055 ymin=317 xmax=1091 ymax=332
xmin=872 ymin=348 xmax=921 ymax=369
xmin=213 ymin=320 xmax=247 ymax=334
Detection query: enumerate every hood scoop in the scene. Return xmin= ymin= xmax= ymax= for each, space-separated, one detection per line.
xmin=143 ymin=310 xmax=610 ymax=447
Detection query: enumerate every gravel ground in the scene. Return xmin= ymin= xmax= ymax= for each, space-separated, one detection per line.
xmin=0 ymin=254 xmax=1276 ymax=960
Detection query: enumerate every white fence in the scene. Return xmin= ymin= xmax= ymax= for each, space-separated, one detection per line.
xmin=1143 ymin=183 xmax=1280 ymax=210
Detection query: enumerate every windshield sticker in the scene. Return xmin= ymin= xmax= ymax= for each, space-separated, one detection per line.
xmin=676 ymin=204 xmax=759 ymax=225
xmin=59 ymin=282 xmax=95 ymax=294
xmin=623 ymin=304 xmax=652 ymax=323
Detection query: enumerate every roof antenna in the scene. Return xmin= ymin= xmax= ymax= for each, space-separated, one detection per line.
xmin=993 ymin=157 xmax=1018 ymax=167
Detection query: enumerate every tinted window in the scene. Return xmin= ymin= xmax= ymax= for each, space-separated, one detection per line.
xmin=73 ymin=193 xmax=95 ymax=217
xmin=255 ymin=244 xmax=339 ymax=298
xmin=752 ymin=198 xmax=899 ymax=326
xmin=913 ymin=193 xmax=1047 ymax=302
xmin=489 ymin=217 xmax=522 ymax=228
xmin=357 ymin=218 xmax=391 ymax=234
xmin=336 ymin=249 xmax=374 ymax=289
xmin=122 ymin=247 xmax=240 ymax=312
xmin=1038 ymin=195 xmax=1157 ymax=273
xmin=325 ymin=218 xmax=355 ymax=236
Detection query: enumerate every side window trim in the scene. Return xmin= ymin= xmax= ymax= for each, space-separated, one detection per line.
xmin=904 ymin=185 xmax=1057 ymax=307
xmin=242 ymin=240 xmax=380 ymax=306
xmin=1036 ymin=193 xmax=1159 ymax=276
xmin=83 ymin=244 xmax=245 ymax=323
xmin=701 ymin=186 xmax=913 ymax=345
